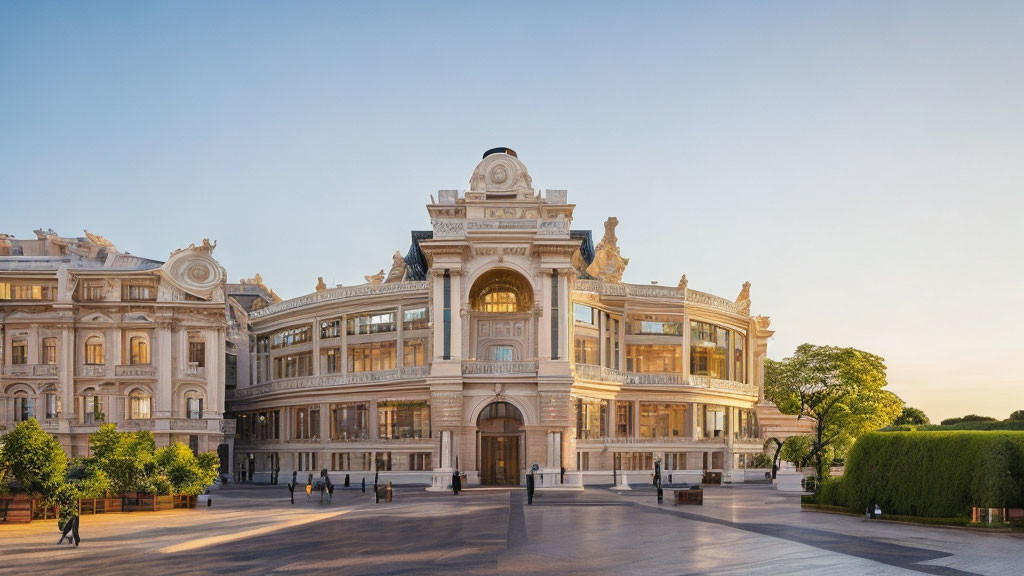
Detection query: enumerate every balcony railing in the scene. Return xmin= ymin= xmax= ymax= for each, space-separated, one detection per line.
xmin=228 ymin=364 xmax=432 ymax=400
xmin=78 ymin=365 xmax=108 ymax=377
xmin=170 ymin=418 xmax=211 ymax=431
xmin=461 ymin=361 xmax=539 ymax=376
xmin=2 ymin=364 xmax=58 ymax=377
xmin=115 ymin=364 xmax=156 ymax=378
xmin=176 ymin=365 xmax=206 ymax=379
xmin=572 ymin=364 xmax=758 ymax=397
xmin=122 ymin=418 xmax=156 ymax=430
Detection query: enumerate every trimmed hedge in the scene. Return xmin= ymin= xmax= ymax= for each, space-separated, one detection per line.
xmin=884 ymin=420 xmax=1024 ymax=432
xmin=816 ymin=431 xmax=1024 ymax=519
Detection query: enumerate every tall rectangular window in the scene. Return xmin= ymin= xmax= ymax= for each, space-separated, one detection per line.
xmin=332 ymin=452 xmax=371 ymax=471
xmin=346 ymin=312 xmax=397 ymax=335
xmin=44 ymin=392 xmax=60 ymax=419
xmin=320 ymin=319 xmax=341 ymax=339
xmin=733 ymin=332 xmax=745 ymax=383
xmin=625 ymin=345 xmax=682 ymax=373
xmin=403 ymin=339 xmax=425 ymax=367
xmin=293 ymin=406 xmax=321 ymax=440
xmin=42 ymin=338 xmax=58 ymax=365
xmin=550 ymin=271 xmax=559 ymax=360
xmin=189 ymin=341 xmax=206 ymax=367
xmin=443 ymin=270 xmax=451 ymax=359
xmin=15 ymin=397 xmax=34 ymax=422
xmin=615 ymin=401 xmax=634 ymax=438
xmin=11 ymin=340 xmax=27 ymax=364
xmin=574 ymin=336 xmax=598 ymax=365
xmin=408 ymin=453 xmax=432 ymax=471
xmin=122 ymin=281 xmax=156 ymax=301
xmin=575 ymin=397 xmax=608 ymax=439
xmin=701 ymin=405 xmax=728 ymax=439
xmin=690 ymin=321 xmax=730 ymax=379
xmin=573 ymin=303 xmax=596 ymax=325
xmin=322 ymin=348 xmax=341 ymax=374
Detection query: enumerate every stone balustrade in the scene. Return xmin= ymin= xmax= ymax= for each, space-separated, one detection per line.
xmin=461 ymin=361 xmax=539 ymax=376
xmin=432 ymin=218 xmax=569 ymax=239
xmin=572 ymin=280 xmax=746 ymax=314
xmin=1 ymin=364 xmax=58 ymax=377
xmin=229 ymin=364 xmax=432 ymax=400
xmin=78 ymin=365 xmax=108 ymax=377
xmin=176 ymin=365 xmax=206 ymax=379
xmin=170 ymin=418 xmax=211 ymax=431
xmin=249 ymin=281 xmax=428 ymax=319
xmin=121 ymin=418 xmax=156 ymax=430
xmin=572 ymin=364 xmax=758 ymax=397
xmin=115 ymin=364 xmax=157 ymax=378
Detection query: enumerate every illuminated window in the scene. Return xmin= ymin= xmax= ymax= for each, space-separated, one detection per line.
xmin=470 ymin=270 xmax=533 ymax=313
xmin=129 ymin=391 xmax=152 ymax=420
xmin=11 ymin=340 xmax=27 ymax=364
xmin=482 ymin=291 xmax=517 ymax=313
xmin=626 ymin=345 xmax=682 ymax=373
xmin=403 ymin=339 xmax=425 ymax=367
xmin=690 ymin=321 xmax=730 ymax=379
xmin=85 ymin=337 xmax=104 ymax=365
xmin=130 ymin=337 xmax=149 ymax=364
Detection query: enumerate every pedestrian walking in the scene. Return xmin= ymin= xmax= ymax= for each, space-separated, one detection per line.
xmin=57 ymin=504 xmax=80 ymax=547
xmin=288 ymin=481 xmax=295 ymax=504
xmin=305 ymin=481 xmax=312 ymax=501
xmin=327 ymin=480 xmax=335 ymax=503
xmin=361 ymin=477 xmax=366 ymax=493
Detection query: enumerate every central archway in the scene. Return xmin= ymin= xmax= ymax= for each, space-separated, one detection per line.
xmin=477 ymin=401 xmax=524 ymax=486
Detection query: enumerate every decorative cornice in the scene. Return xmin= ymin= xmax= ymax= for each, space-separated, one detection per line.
xmin=249 ymin=281 xmax=428 ymax=320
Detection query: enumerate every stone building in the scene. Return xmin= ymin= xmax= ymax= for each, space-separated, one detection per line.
xmin=0 ymin=230 xmax=230 ymax=455
xmin=226 ymin=148 xmax=800 ymax=487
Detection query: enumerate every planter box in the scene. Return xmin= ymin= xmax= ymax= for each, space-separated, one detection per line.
xmin=79 ymin=497 xmax=123 ymax=514
xmin=0 ymin=494 xmax=34 ymax=524
xmin=172 ymin=495 xmax=197 ymax=509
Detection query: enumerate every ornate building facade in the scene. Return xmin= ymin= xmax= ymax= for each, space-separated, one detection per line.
xmin=226 ymin=148 xmax=799 ymax=487
xmin=0 ymin=231 xmax=230 ymax=455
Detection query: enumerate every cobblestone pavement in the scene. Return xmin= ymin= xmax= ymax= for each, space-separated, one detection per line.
xmin=1 ymin=483 xmax=1021 ymax=575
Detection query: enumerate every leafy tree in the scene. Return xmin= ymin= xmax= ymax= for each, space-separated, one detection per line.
xmin=765 ymin=344 xmax=903 ymax=484
xmin=779 ymin=435 xmax=813 ymax=467
xmin=893 ymin=406 xmax=930 ymax=426
xmin=1008 ymin=410 xmax=1024 ymax=421
xmin=0 ymin=419 xmax=68 ymax=501
xmin=154 ymin=443 xmax=219 ymax=496
xmin=940 ymin=414 xmax=996 ymax=426
xmin=89 ymin=424 xmax=157 ymax=494
xmin=65 ymin=458 xmax=112 ymax=498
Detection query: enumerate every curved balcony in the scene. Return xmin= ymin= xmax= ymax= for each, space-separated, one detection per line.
xmin=461 ymin=361 xmax=539 ymax=376
xmin=572 ymin=364 xmax=757 ymax=397
xmin=229 ymin=364 xmax=432 ymax=400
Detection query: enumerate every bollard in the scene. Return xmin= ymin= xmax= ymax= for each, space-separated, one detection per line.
xmin=362 ymin=478 xmax=366 ymax=493
xmin=345 ymin=474 xmax=350 ymax=488
xmin=657 ymin=486 xmax=663 ymax=505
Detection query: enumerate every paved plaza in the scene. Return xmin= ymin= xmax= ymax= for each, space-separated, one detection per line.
xmin=0 ymin=483 xmax=1021 ymax=575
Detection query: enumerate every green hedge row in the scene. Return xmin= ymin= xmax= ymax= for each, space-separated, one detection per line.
xmin=815 ymin=431 xmax=1024 ymax=519
xmin=885 ymin=420 xmax=1024 ymax=432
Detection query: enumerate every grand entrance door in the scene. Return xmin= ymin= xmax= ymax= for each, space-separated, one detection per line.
xmin=481 ymin=436 xmax=520 ymax=486
xmin=477 ymin=401 xmax=524 ymax=486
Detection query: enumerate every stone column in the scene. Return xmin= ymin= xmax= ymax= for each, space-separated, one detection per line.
xmin=319 ymin=402 xmax=330 ymax=441
xmin=558 ymin=271 xmax=571 ymax=361
xmin=155 ymin=322 xmax=173 ymax=419
xmin=617 ymin=307 xmax=627 ymax=371
xmin=538 ymin=270 xmax=551 ymax=360
xmin=369 ymin=400 xmax=380 ymax=440
xmin=597 ymin=311 xmax=606 ymax=367
xmin=681 ymin=308 xmax=691 ymax=377
xmin=340 ymin=314 xmax=348 ymax=376
xmin=608 ymin=399 xmax=617 ymax=440
xmin=431 ymin=272 xmax=445 ymax=361
xmin=450 ymin=272 xmax=463 ymax=360
xmin=396 ymin=305 xmax=404 ymax=368
xmin=60 ymin=323 xmax=75 ymax=426
xmin=312 ymin=317 xmax=321 ymax=376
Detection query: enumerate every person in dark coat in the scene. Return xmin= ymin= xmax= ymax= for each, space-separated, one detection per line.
xmin=57 ymin=505 xmax=80 ymax=546
xmin=287 ymin=481 xmax=295 ymax=504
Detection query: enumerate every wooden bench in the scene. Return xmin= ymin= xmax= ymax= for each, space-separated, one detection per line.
xmin=661 ymin=484 xmax=704 ymax=506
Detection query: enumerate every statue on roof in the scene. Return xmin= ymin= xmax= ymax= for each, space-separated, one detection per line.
xmin=586 ymin=217 xmax=629 ymax=283
xmin=736 ymin=281 xmax=751 ymax=314
xmin=677 ymin=274 xmax=688 ymax=294
xmin=365 ymin=269 xmax=385 ymax=286
xmin=315 ymin=277 xmax=327 ymax=292
xmin=385 ymin=251 xmax=407 ymax=283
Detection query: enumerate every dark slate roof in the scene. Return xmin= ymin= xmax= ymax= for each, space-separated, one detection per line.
xmin=571 ymin=229 xmax=595 ymax=266
xmin=404 ymin=231 xmax=432 ymax=281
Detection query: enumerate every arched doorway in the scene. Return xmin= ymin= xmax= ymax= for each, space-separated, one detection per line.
xmin=477 ymin=401 xmax=524 ymax=486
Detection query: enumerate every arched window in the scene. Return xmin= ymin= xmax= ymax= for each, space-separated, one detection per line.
xmin=85 ymin=337 xmax=104 ymax=365
xmin=42 ymin=385 xmax=60 ymax=419
xmin=13 ymin=391 xmax=34 ymax=422
xmin=470 ymin=270 xmax=533 ymax=313
xmin=130 ymin=336 xmax=149 ymax=365
xmin=129 ymin=390 xmax=152 ymax=420
xmin=185 ymin=392 xmax=204 ymax=420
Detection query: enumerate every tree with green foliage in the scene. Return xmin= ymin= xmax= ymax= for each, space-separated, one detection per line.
xmin=154 ymin=443 xmax=220 ymax=496
xmin=765 ymin=344 xmax=903 ymax=484
xmin=1008 ymin=410 xmax=1024 ymax=421
xmin=893 ymin=406 xmax=930 ymax=426
xmin=779 ymin=435 xmax=813 ymax=467
xmin=940 ymin=414 xmax=996 ymax=426
xmin=89 ymin=424 xmax=158 ymax=494
xmin=0 ymin=419 xmax=68 ymax=502
xmin=65 ymin=458 xmax=112 ymax=498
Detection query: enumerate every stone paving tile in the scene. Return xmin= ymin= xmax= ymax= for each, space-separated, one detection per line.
xmin=0 ymin=483 xmax=1021 ymax=575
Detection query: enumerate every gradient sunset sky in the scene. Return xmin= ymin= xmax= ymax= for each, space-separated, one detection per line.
xmin=2 ymin=1 xmax=1022 ymax=422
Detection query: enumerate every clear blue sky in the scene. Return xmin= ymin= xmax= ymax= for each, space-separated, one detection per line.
xmin=2 ymin=1 xmax=1022 ymax=422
